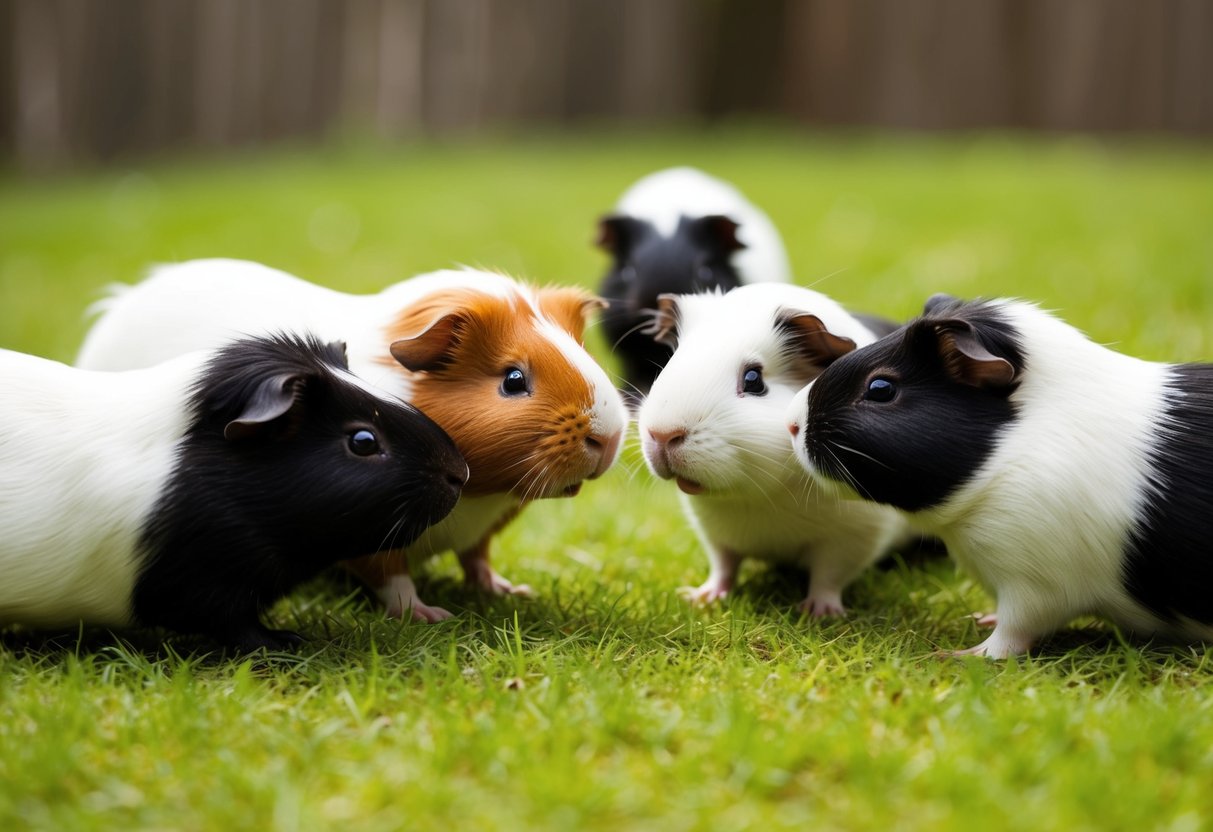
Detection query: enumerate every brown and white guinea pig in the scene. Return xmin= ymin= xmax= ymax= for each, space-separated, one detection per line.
xmin=1 ymin=334 xmax=466 ymax=651
xmin=596 ymin=167 xmax=793 ymax=399
xmin=787 ymin=294 xmax=1213 ymax=657
xmin=637 ymin=283 xmax=912 ymax=616
xmin=76 ymin=259 xmax=628 ymax=622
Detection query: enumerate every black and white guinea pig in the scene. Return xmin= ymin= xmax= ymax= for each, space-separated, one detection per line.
xmin=596 ymin=166 xmax=793 ymax=398
xmin=0 ymin=334 xmax=467 ymax=651
xmin=787 ymin=294 xmax=1213 ymax=657
xmin=637 ymin=283 xmax=911 ymax=617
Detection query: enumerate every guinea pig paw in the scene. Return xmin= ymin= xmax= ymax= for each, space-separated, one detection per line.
xmin=969 ymin=612 xmax=999 ymax=629
xmin=399 ymin=601 xmax=454 ymax=623
xmin=678 ymin=581 xmax=731 ymax=605
xmin=938 ymin=631 xmax=1031 ymax=660
xmin=797 ymin=593 xmax=847 ymax=619
xmin=468 ymin=568 xmax=534 ymax=598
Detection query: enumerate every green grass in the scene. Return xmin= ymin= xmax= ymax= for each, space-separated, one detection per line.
xmin=3 ymin=127 xmax=1213 ymax=831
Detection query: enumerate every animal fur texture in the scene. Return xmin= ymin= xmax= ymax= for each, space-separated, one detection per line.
xmin=789 ymin=296 xmax=1213 ymax=656
xmin=637 ymin=283 xmax=911 ymax=616
xmin=2 ymin=334 xmax=466 ymax=649
xmin=77 ymin=259 xmax=626 ymax=621
xmin=597 ymin=167 xmax=792 ymax=397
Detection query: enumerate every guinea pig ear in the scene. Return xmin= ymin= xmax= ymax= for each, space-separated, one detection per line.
xmin=932 ymin=321 xmax=1017 ymax=389
xmin=923 ymin=293 xmax=961 ymax=315
xmin=223 ymin=373 xmax=307 ymax=441
xmin=389 ymin=310 xmax=463 ymax=373
xmin=537 ymin=286 xmax=608 ymax=344
xmin=596 ymin=215 xmax=641 ymax=256
xmin=777 ymin=310 xmax=857 ymax=380
xmin=643 ymin=294 xmax=681 ymax=348
xmin=689 ymin=214 xmax=746 ymax=256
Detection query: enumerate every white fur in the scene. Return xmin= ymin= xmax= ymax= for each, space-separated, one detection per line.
xmin=792 ymin=300 xmax=1213 ymax=656
xmin=638 ymin=283 xmax=910 ymax=614
xmin=616 ymin=167 xmax=792 ymax=284
xmin=76 ymin=258 xmax=626 ymax=614
xmin=0 ymin=348 xmax=201 ymax=628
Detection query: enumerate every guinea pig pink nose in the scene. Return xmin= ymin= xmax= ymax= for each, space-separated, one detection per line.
xmin=647 ymin=427 xmax=686 ymax=452
xmin=789 ymin=422 xmax=800 ymax=438
xmin=586 ymin=429 xmax=623 ymax=478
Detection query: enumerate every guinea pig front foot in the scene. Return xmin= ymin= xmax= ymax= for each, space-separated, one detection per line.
xmin=458 ymin=550 xmax=533 ymax=597
xmin=797 ymin=590 xmax=847 ymax=619
xmin=941 ymin=629 xmax=1035 ymax=660
xmin=377 ymin=574 xmax=454 ymax=623
xmin=969 ymin=612 xmax=998 ymax=628
xmin=678 ymin=578 xmax=733 ymax=606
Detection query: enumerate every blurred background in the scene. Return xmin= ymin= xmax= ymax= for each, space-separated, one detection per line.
xmin=1 ymin=0 xmax=1210 ymax=367
xmin=2 ymin=0 xmax=1211 ymax=171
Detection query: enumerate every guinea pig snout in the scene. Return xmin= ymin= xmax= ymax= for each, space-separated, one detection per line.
xmin=586 ymin=429 xmax=623 ymax=479
xmin=643 ymin=427 xmax=687 ymax=479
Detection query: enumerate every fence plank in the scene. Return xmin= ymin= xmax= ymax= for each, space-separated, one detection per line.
xmin=4 ymin=0 xmax=1210 ymax=170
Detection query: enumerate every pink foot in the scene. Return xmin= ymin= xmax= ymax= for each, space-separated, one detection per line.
xmin=377 ymin=575 xmax=453 ymax=622
xmin=798 ymin=591 xmax=847 ymax=618
xmin=971 ymin=612 xmax=998 ymax=628
xmin=938 ymin=631 xmax=1033 ymax=659
xmin=678 ymin=578 xmax=731 ymax=605
xmin=461 ymin=557 xmax=533 ymax=596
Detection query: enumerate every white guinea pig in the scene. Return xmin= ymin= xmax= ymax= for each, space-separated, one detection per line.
xmin=1 ymin=334 xmax=466 ymax=650
xmin=787 ymin=294 xmax=1213 ymax=657
xmin=597 ymin=167 xmax=793 ymax=397
xmin=637 ymin=283 xmax=911 ymax=616
xmin=77 ymin=259 xmax=628 ymax=622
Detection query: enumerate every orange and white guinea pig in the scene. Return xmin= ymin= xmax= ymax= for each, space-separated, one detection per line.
xmin=77 ymin=259 xmax=628 ymax=621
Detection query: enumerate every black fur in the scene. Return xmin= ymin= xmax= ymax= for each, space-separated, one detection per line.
xmin=801 ymin=300 xmax=1025 ymax=512
xmin=598 ymin=215 xmax=746 ymax=397
xmin=132 ymin=334 xmax=467 ymax=651
xmin=1121 ymin=363 xmax=1213 ymax=625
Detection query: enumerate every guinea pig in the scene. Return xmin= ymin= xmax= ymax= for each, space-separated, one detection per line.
xmin=787 ymin=294 xmax=1213 ymax=657
xmin=77 ymin=259 xmax=627 ymax=621
xmin=637 ymin=283 xmax=911 ymax=616
xmin=596 ymin=167 xmax=793 ymax=398
xmin=1 ymin=334 xmax=467 ymax=650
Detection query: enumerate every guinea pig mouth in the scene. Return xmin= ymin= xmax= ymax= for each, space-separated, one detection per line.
xmin=676 ymin=476 xmax=705 ymax=495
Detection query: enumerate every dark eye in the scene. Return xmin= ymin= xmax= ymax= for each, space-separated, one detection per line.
xmin=349 ymin=429 xmax=379 ymax=456
xmin=865 ymin=378 xmax=897 ymax=403
xmin=741 ymin=366 xmax=767 ymax=396
xmin=696 ymin=265 xmax=714 ymax=284
xmin=501 ymin=367 xmax=529 ymax=396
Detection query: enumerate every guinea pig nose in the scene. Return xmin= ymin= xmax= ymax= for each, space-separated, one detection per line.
xmin=586 ymin=429 xmax=623 ymax=478
xmin=647 ymin=428 xmax=686 ymax=451
xmin=789 ymin=422 xmax=800 ymax=438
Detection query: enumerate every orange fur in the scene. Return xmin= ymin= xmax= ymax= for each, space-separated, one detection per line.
xmin=382 ymin=285 xmax=605 ymax=499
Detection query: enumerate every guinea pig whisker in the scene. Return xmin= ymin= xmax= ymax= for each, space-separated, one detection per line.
xmin=831 ymin=442 xmax=895 ymax=472
xmin=612 ymin=318 xmax=663 ymax=351
xmin=821 ymin=442 xmax=871 ymax=499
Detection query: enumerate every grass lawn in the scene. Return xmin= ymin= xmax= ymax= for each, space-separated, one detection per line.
xmin=2 ymin=127 xmax=1213 ymax=832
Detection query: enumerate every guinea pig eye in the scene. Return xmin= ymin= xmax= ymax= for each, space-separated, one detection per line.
xmin=696 ymin=265 xmax=714 ymax=284
xmin=864 ymin=378 xmax=897 ymax=403
xmin=621 ymin=265 xmax=638 ymax=282
xmin=501 ymin=367 xmax=529 ymax=397
xmin=349 ymin=429 xmax=380 ymax=456
xmin=740 ymin=366 xmax=767 ymax=396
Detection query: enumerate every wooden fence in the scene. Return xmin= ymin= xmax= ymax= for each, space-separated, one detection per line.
xmin=2 ymin=0 xmax=1210 ymax=170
